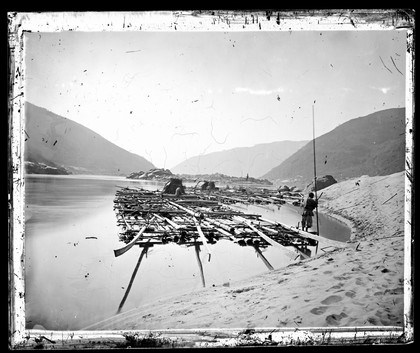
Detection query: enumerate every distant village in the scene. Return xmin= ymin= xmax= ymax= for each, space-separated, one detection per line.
xmin=126 ymin=167 xmax=273 ymax=186
xmin=126 ymin=167 xmax=338 ymax=195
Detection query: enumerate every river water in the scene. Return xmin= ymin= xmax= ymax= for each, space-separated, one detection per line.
xmin=23 ymin=174 xmax=350 ymax=331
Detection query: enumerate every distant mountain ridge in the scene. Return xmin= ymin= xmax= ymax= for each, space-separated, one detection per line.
xmin=24 ymin=102 xmax=155 ymax=175
xmin=262 ymin=108 xmax=405 ymax=186
xmin=171 ymin=140 xmax=309 ymax=178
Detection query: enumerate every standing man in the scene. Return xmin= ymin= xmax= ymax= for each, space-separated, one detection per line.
xmin=301 ymin=192 xmax=318 ymax=232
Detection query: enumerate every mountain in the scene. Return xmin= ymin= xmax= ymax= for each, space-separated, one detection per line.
xmin=24 ymin=102 xmax=154 ymax=175
xmin=262 ymin=108 xmax=405 ymax=187
xmin=171 ymin=140 xmax=309 ymax=178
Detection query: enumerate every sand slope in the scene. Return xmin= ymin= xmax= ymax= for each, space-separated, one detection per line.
xmin=85 ymin=172 xmax=405 ymax=330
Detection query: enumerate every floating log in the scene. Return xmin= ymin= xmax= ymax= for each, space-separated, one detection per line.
xmin=176 ymin=199 xmax=219 ymax=205
xmin=217 ymin=195 xmax=250 ymax=204
xmin=160 ymin=214 xmax=184 ymax=230
xmin=114 ymin=215 xmax=156 ymax=257
xmin=201 ymin=219 xmax=235 ymax=241
xmin=233 ymin=216 xmax=299 ymax=260
xmin=259 ymin=217 xmax=346 ymax=250
xmin=193 ymin=216 xmax=212 ymax=262
xmin=167 ymin=200 xmax=200 ymax=218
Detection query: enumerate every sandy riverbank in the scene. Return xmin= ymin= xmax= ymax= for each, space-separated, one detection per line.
xmin=84 ymin=171 xmax=406 ymax=330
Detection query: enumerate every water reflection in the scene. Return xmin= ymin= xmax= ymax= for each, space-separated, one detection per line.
xmin=230 ymin=203 xmax=351 ymax=242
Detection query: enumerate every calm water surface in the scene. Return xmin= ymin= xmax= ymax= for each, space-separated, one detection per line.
xmin=24 ymin=174 xmax=350 ymax=330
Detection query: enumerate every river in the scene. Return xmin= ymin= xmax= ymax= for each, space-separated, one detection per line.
xmin=23 ymin=174 xmax=350 ymax=331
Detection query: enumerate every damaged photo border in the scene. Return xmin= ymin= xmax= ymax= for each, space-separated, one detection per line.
xmin=7 ymin=9 xmax=414 ymax=348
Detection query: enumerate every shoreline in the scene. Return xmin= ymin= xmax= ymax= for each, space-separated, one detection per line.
xmin=83 ymin=171 xmax=406 ymax=331
xmin=318 ymin=204 xmax=358 ymax=242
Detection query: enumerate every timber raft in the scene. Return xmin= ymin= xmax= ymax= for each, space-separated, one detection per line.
xmin=111 ymin=184 xmax=349 ymax=313
xmin=113 ymin=185 xmax=322 ymax=261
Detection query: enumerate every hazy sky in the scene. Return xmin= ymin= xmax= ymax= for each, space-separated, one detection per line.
xmin=24 ymin=29 xmax=407 ymax=169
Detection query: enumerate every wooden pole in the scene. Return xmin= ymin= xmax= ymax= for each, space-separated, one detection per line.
xmin=116 ymin=244 xmax=149 ymax=314
xmin=193 ymin=216 xmax=212 ymax=262
xmin=312 ymin=103 xmax=320 ymax=236
xmin=253 ymin=245 xmax=274 ymax=271
xmin=194 ymin=243 xmax=206 ymax=287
